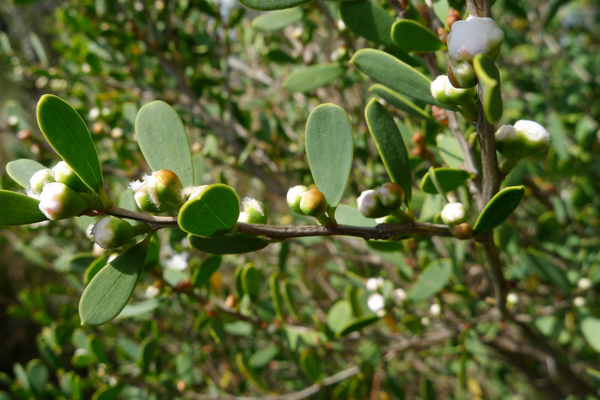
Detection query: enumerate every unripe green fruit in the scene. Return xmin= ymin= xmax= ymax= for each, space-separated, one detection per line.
xmin=377 ymin=182 xmax=405 ymax=211
xmin=91 ymin=216 xmax=137 ymax=249
xmin=357 ymin=189 xmax=388 ymax=219
xmin=287 ymin=185 xmax=308 ymax=215
xmin=300 ymin=189 xmax=328 ymax=217
xmin=38 ymin=182 xmax=90 ymax=220
xmin=53 ymin=161 xmax=93 ymax=194
xmin=152 ymin=169 xmax=184 ymax=212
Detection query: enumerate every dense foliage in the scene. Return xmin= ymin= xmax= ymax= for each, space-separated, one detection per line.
xmin=1 ymin=0 xmax=600 ymax=399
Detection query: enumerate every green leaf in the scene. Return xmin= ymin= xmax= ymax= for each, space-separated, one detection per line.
xmin=270 ymin=273 xmax=285 ymax=323
xmin=300 ymin=348 xmax=321 ymax=381
xmin=305 ymin=104 xmax=353 ymax=208
xmin=6 ymin=159 xmax=45 ymax=188
xmin=473 ymin=186 xmax=525 ymax=234
xmin=339 ymin=1 xmax=397 ymax=48
xmin=249 ymin=345 xmax=280 ymax=369
xmin=138 ymin=337 xmax=156 ymax=375
xmin=242 ymin=263 xmax=263 ymax=299
xmin=365 ymin=99 xmax=412 ymax=202
xmin=473 ymin=54 xmax=503 ymax=125
xmin=436 ymin=134 xmax=465 ymax=169
xmin=283 ymin=63 xmax=345 ymax=93
xmin=282 ymin=281 xmax=300 ymax=320
xmin=0 ymin=190 xmax=48 ymax=225
xmin=252 ymin=7 xmax=303 ymax=30
xmin=83 ymin=256 xmax=107 ymax=285
xmin=407 ymin=259 xmax=452 ymax=303
xmin=26 ymin=360 xmax=48 ymax=398
xmin=87 ymin=335 xmax=108 ymax=364
xmin=420 ymin=168 xmax=471 ymax=194
xmin=351 ymin=49 xmax=449 ymax=108
xmin=391 ymin=20 xmax=444 ymax=52
xmin=335 ymin=204 xmax=377 ymax=227
xmin=582 ymin=317 xmax=600 ymax=352
xmin=523 ymin=250 xmax=571 ymax=295
xmin=117 ymin=297 xmax=164 ymax=319
xmin=79 ymin=236 xmax=151 ymax=325
xmin=135 ymin=101 xmax=194 ymax=187
xmin=189 ymin=233 xmax=270 ymax=254
xmin=239 ymin=0 xmax=313 ymax=11
xmin=36 ymin=95 xmax=104 ymax=194
xmin=587 ymin=368 xmax=600 ymax=387
xmin=178 ymin=184 xmax=240 ymax=237
xmin=326 ymin=300 xmax=353 ymax=333
xmin=91 ymin=385 xmax=123 ymax=400
xmin=192 ymin=255 xmax=222 ymax=287
xmin=335 ymin=314 xmax=380 ymax=338
xmin=369 ymin=84 xmax=435 ymax=122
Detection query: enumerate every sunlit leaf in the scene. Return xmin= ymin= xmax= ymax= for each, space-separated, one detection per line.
xmin=473 ymin=54 xmax=503 ymax=125
xmin=420 ymin=168 xmax=471 ymax=194
xmin=473 ymin=186 xmax=525 ymax=234
xmin=6 ymin=159 xmax=45 ymax=188
xmin=178 ymin=184 xmax=240 ymax=237
xmin=0 ymin=190 xmax=47 ymax=225
xmin=252 ymin=7 xmax=303 ymax=30
xmin=284 ymin=63 xmax=345 ymax=93
xmin=407 ymin=259 xmax=452 ymax=303
xmin=391 ymin=20 xmax=444 ymax=52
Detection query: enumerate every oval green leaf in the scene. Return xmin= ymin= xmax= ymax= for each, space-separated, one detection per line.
xmin=178 ymin=184 xmax=240 ymax=237
xmin=391 ymin=20 xmax=444 ymax=52
xmin=407 ymin=259 xmax=452 ymax=303
xmin=36 ymin=95 xmax=104 ymax=193
xmin=339 ymin=1 xmax=397 ymax=48
xmin=135 ymin=101 xmax=194 ymax=187
xmin=300 ymin=348 xmax=321 ymax=381
xmin=0 ymin=190 xmax=48 ymax=225
xmin=335 ymin=313 xmax=380 ymax=338
xmin=582 ymin=317 xmax=600 ymax=352
xmin=326 ymin=300 xmax=353 ymax=333
xmin=79 ymin=236 xmax=151 ymax=325
xmin=473 ymin=54 xmax=503 ymax=125
xmin=473 ymin=186 xmax=525 ymax=234
xmin=252 ymin=7 xmax=303 ymax=30
xmin=239 ymin=0 xmax=313 ymax=11
xmin=351 ymin=49 xmax=450 ymax=108
xmin=305 ymin=104 xmax=353 ymax=208
xmin=191 ymin=255 xmax=222 ymax=287
xmin=270 ymin=272 xmax=285 ymax=323
xmin=249 ymin=345 xmax=280 ymax=369
xmin=189 ymin=233 xmax=269 ymax=254
xmin=436 ymin=134 xmax=465 ymax=169
xmin=6 ymin=159 xmax=46 ymax=188
xmin=84 ymin=256 xmax=107 ymax=285
xmin=284 ymin=63 xmax=345 ymax=93
xmin=242 ymin=263 xmax=263 ymax=299
xmin=420 ymin=168 xmax=471 ymax=194
xmin=365 ymin=99 xmax=412 ymax=202
xmin=369 ymin=84 xmax=435 ymax=122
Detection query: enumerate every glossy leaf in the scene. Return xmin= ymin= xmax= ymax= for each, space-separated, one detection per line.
xmin=436 ymin=134 xmax=465 ymax=169
xmin=420 ymin=168 xmax=471 ymax=194
xmin=582 ymin=317 xmax=600 ymax=352
xmin=191 ymin=255 xmax=222 ymax=287
xmin=391 ymin=20 xmax=444 ymax=52
xmin=351 ymin=49 xmax=449 ymax=108
xmin=36 ymin=95 xmax=104 ymax=193
xmin=473 ymin=186 xmax=525 ymax=234
xmin=339 ymin=1 xmax=397 ymax=48
xmin=79 ymin=236 xmax=150 ymax=325
xmin=473 ymin=54 xmax=503 ymax=125
xmin=407 ymin=259 xmax=452 ymax=303
xmin=83 ymin=256 xmax=107 ymax=285
xmin=305 ymin=104 xmax=353 ymax=208
xmin=135 ymin=101 xmax=194 ymax=187
xmin=189 ymin=233 xmax=269 ymax=254
xmin=239 ymin=0 xmax=313 ymax=11
xmin=283 ymin=63 xmax=345 ymax=93
xmin=0 ymin=190 xmax=48 ymax=225
xmin=369 ymin=84 xmax=435 ymax=122
xmin=365 ymin=99 xmax=412 ymax=202
xmin=6 ymin=159 xmax=45 ymax=188
xmin=335 ymin=313 xmax=380 ymax=338
xmin=178 ymin=184 xmax=240 ymax=237
xmin=252 ymin=7 xmax=303 ymax=30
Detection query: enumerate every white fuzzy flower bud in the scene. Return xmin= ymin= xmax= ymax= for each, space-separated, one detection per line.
xmin=574 ymin=296 xmax=586 ymax=307
xmin=165 ymin=253 xmax=189 ymax=271
xmin=238 ymin=198 xmax=268 ymax=224
xmin=441 ymin=202 xmax=466 ymax=225
xmin=357 ymin=190 xmax=387 ymax=219
xmin=38 ymin=182 xmax=89 ymax=220
xmin=496 ymin=121 xmax=550 ymax=166
xmin=430 ymin=75 xmax=476 ymax=105
xmin=53 ymin=161 xmax=91 ymax=193
xmin=367 ymin=293 xmax=385 ymax=313
xmin=145 ymin=285 xmax=160 ymax=299
xmin=392 ymin=288 xmax=406 ymax=302
xmin=29 ymin=168 xmax=55 ymax=196
xmin=578 ymin=278 xmax=592 ymax=291
xmin=287 ymin=185 xmax=308 ymax=215
xmin=447 ymin=17 xmax=504 ymax=62
xmin=366 ymin=277 xmax=384 ymax=292
xmin=376 ymin=182 xmax=405 ymax=211
xmin=429 ymin=303 xmax=441 ymax=316
xmin=514 ymin=120 xmax=550 ymax=149
xmin=506 ymin=293 xmax=519 ymax=305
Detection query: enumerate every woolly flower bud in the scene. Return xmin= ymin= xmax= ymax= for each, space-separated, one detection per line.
xmin=376 ymin=182 xmax=405 ymax=211
xmin=574 ymin=296 xmax=586 ymax=308
xmin=300 ymin=189 xmax=328 ymax=217
xmin=29 ymin=168 xmax=55 ymax=197
xmin=238 ymin=198 xmax=268 ymax=224
xmin=181 ymin=185 xmax=208 ymax=202
xmin=38 ymin=182 xmax=89 ymax=220
xmin=430 ymin=75 xmax=477 ymax=105
xmin=367 ymin=293 xmax=385 ymax=314
xmin=366 ymin=277 xmax=384 ymax=292
xmin=393 ymin=288 xmax=406 ymax=302
xmin=447 ymin=59 xmax=478 ymax=89
xmin=578 ymin=277 xmax=592 ymax=291
xmin=441 ymin=202 xmax=466 ymax=225
xmin=357 ymin=190 xmax=387 ymax=219
xmin=129 ymin=170 xmax=184 ymax=213
xmin=447 ymin=17 xmax=504 ymax=62
xmin=91 ymin=216 xmax=137 ymax=249
xmin=506 ymin=293 xmax=519 ymax=305
xmin=287 ymin=185 xmax=308 ymax=215
xmin=429 ymin=303 xmax=441 ymax=316
xmin=53 ymin=161 xmax=91 ymax=193
xmin=496 ymin=121 xmax=550 ymax=163
xmin=514 ymin=120 xmax=550 ymax=152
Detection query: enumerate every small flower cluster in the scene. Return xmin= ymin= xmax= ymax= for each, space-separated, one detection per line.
xmin=365 ymin=277 xmax=407 ymax=316
xmin=29 ymin=161 xmax=102 ymax=221
xmin=495 ymin=120 xmax=551 ymax=173
xmin=445 ymin=16 xmax=504 ymax=88
xmin=357 ymin=182 xmax=408 ymax=221
xmin=238 ymin=197 xmax=269 ymax=225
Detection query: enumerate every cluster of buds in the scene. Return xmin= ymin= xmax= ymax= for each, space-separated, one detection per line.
xmin=90 ymin=216 xmax=147 ymax=249
xmin=287 ymin=186 xmax=330 ymax=224
xmin=446 ymin=16 xmax=504 ymax=88
xmin=237 ymin=198 xmax=268 ymax=225
xmin=129 ymin=169 xmax=184 ymax=214
xmin=365 ymin=277 xmax=407 ymax=316
xmin=28 ymin=161 xmax=102 ymax=221
xmin=495 ymin=120 xmax=551 ymax=173
xmin=357 ymin=182 xmax=409 ymax=222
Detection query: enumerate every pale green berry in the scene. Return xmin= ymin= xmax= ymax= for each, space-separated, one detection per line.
xmin=376 ymin=182 xmax=405 ymax=211
xmin=287 ymin=185 xmax=308 ymax=215
xmin=91 ymin=216 xmax=137 ymax=249
xmin=299 ymin=189 xmax=328 ymax=217
xmin=357 ymin=189 xmax=387 ymax=219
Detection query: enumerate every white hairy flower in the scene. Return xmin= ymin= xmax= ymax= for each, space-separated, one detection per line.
xmin=514 ymin=120 xmax=550 ymax=145
xmin=441 ymin=202 xmax=466 ymax=225
xmin=578 ymin=278 xmax=592 ymax=291
xmin=367 ymin=293 xmax=385 ymax=313
xmin=507 ymin=293 xmax=519 ymax=305
xmin=29 ymin=168 xmax=55 ymax=196
xmin=574 ymin=296 xmax=586 ymax=307
xmin=145 ymin=285 xmax=160 ymax=299
xmin=165 ymin=253 xmax=189 ymax=271
xmin=366 ymin=277 xmax=384 ymax=292
xmin=392 ymin=288 xmax=406 ymax=302
xmin=447 ymin=17 xmax=504 ymax=61
xmin=429 ymin=303 xmax=441 ymax=316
